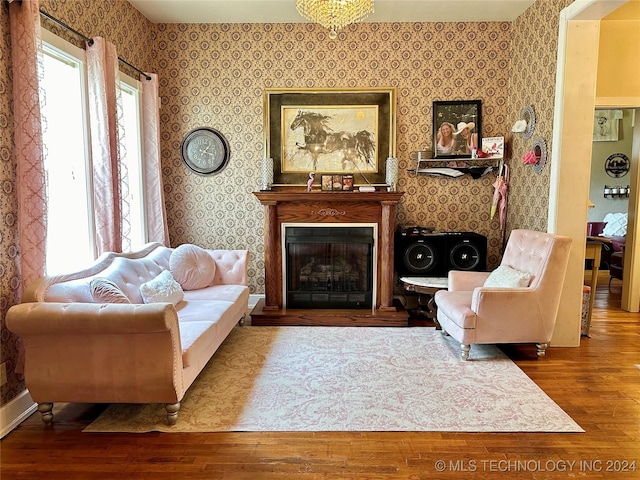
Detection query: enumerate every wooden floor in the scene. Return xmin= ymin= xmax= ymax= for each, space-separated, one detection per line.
xmin=2 ymin=281 xmax=639 ymax=479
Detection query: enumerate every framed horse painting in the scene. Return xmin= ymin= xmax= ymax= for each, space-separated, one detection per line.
xmin=264 ymin=88 xmax=397 ymax=186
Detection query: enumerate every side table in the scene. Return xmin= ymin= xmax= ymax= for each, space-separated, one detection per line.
xmin=400 ymin=276 xmax=448 ymax=327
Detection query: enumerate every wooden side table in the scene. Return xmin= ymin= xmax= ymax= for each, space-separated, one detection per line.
xmin=400 ymin=276 xmax=448 ymax=327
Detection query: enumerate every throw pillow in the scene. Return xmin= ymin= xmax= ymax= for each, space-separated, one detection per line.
xmin=169 ymin=243 xmax=216 ymax=290
xmin=483 ymin=265 xmax=532 ymax=288
xmin=139 ymin=270 xmax=184 ymax=305
xmin=90 ymin=277 xmax=131 ymax=304
xmin=601 ymin=213 xmax=628 ymax=237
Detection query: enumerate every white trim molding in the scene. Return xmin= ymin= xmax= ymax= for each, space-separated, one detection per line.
xmin=1 ymin=389 xmax=36 ymax=439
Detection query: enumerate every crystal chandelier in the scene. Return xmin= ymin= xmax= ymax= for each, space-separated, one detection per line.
xmin=296 ymin=0 xmax=374 ymax=39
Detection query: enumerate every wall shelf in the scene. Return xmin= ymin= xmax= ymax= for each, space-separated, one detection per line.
xmin=408 ymin=157 xmax=503 ymax=179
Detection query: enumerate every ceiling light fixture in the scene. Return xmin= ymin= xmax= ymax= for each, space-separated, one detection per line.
xmin=296 ymin=0 xmax=374 ymax=39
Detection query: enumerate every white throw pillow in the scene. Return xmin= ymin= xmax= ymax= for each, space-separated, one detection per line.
xmin=484 ymin=265 xmax=532 ymax=288
xmin=600 ymin=213 xmax=627 ymax=237
xmin=139 ymin=270 xmax=184 ymax=305
xmin=169 ymin=243 xmax=216 ymax=290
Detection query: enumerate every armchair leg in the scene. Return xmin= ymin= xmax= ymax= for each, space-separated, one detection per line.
xmin=460 ymin=344 xmax=470 ymax=361
xmin=37 ymin=402 xmax=54 ymax=425
xmin=536 ymin=343 xmax=548 ymax=358
xmin=238 ymin=313 xmax=246 ymax=326
xmin=165 ymin=402 xmax=181 ymax=425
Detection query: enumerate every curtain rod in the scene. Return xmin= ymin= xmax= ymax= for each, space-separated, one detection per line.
xmin=39 ymin=9 xmax=152 ymax=81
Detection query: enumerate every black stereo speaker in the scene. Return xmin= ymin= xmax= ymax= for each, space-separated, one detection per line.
xmin=395 ymin=231 xmax=487 ymax=277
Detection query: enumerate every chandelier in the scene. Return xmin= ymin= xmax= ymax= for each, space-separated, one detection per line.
xmin=296 ymin=0 xmax=374 ymax=39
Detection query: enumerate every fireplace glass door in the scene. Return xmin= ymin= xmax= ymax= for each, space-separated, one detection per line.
xmin=285 ymin=226 xmax=374 ymax=309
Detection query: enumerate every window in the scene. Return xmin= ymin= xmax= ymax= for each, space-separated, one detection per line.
xmin=40 ymin=30 xmax=146 ymax=275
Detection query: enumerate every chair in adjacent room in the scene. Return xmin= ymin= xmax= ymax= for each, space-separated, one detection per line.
xmin=434 ymin=229 xmax=572 ymax=360
xmin=609 ymin=246 xmax=625 ymax=288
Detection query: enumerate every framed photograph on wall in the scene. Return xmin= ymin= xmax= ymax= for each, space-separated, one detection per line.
xmin=433 ymin=100 xmax=482 ymax=159
xmin=264 ymin=88 xmax=397 ymax=185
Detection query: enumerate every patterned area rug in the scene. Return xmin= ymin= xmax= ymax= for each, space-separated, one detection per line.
xmin=84 ymin=326 xmax=583 ymax=433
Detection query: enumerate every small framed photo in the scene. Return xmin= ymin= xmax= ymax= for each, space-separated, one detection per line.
xmin=321 ymin=175 xmax=333 ymax=191
xmin=332 ymin=175 xmax=343 ymax=190
xmin=342 ymin=174 xmax=354 ymax=191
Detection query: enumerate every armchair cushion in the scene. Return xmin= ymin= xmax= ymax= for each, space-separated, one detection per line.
xmin=483 ymin=265 xmax=532 ymax=288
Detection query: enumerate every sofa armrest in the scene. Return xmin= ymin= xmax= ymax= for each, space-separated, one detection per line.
xmin=6 ymin=302 xmax=185 ymax=404
xmin=448 ymin=270 xmax=490 ymax=291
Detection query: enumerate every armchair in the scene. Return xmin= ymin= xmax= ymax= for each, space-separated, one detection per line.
xmin=434 ymin=229 xmax=572 ymax=360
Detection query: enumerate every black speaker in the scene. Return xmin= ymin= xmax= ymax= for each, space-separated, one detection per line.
xmin=444 ymin=232 xmax=487 ymax=272
xmin=395 ymin=231 xmax=487 ymax=277
xmin=394 ymin=232 xmax=448 ymax=277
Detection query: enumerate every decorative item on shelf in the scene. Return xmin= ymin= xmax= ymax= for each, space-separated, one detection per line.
xmin=603 ymin=185 xmax=630 ymax=198
xmin=307 ymin=172 xmax=315 ymax=192
xmin=512 ymin=105 xmax=536 ymax=140
xmin=260 ymin=157 xmax=274 ymax=191
xmin=385 ymin=156 xmax=399 ymax=192
xmin=296 ymin=0 xmax=374 ymax=39
xmin=432 ymin=100 xmax=482 ymax=159
xmin=480 ymin=136 xmax=504 ymax=159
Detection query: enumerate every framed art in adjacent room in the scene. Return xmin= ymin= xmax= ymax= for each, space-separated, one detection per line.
xmin=264 ymin=88 xmax=397 ymax=185
xmin=433 ymin=100 xmax=482 ymax=159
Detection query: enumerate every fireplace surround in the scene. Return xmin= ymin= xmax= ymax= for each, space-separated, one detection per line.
xmin=252 ymin=190 xmax=404 ymax=326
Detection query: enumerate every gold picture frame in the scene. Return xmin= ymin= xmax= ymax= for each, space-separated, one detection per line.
xmin=264 ymin=88 xmax=396 ymax=185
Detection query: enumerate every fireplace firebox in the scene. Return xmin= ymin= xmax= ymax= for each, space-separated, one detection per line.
xmin=285 ymin=226 xmax=375 ymax=309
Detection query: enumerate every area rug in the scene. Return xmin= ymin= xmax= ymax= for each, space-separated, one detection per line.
xmin=84 ymin=326 xmax=583 ymax=433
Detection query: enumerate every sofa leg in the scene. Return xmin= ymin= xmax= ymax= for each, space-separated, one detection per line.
xmin=536 ymin=343 xmax=548 ymax=358
xmin=37 ymin=402 xmax=54 ymax=425
xmin=441 ymin=328 xmax=449 ymax=336
xmin=238 ymin=313 xmax=246 ymax=326
xmin=165 ymin=402 xmax=181 ymax=425
xmin=460 ymin=344 xmax=470 ymax=361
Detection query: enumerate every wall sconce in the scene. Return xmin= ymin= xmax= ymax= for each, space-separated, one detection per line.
xmin=603 ymin=185 xmax=630 ymax=198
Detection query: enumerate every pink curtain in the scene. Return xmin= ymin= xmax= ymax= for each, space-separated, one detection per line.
xmin=141 ymin=73 xmax=170 ymax=246
xmin=9 ymin=0 xmax=46 ymax=298
xmin=86 ymin=37 xmax=122 ymax=255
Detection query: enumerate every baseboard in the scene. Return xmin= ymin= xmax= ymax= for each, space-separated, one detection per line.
xmin=0 ymin=389 xmax=36 ymax=439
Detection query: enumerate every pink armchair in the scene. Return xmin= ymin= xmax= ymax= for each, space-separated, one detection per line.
xmin=434 ymin=229 xmax=572 ymax=360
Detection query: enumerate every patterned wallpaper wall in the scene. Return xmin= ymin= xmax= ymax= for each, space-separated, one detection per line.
xmin=1 ymin=0 xmax=571 ymax=407
xmin=154 ymin=21 xmax=514 ymax=295
xmin=506 ymin=0 xmax=573 ymax=232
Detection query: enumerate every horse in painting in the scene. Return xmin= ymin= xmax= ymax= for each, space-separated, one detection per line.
xmin=289 ymin=110 xmax=376 ymax=171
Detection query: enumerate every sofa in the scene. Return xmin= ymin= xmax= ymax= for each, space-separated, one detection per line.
xmin=6 ymin=242 xmax=249 ymax=425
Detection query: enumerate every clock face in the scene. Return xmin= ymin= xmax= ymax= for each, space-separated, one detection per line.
xmin=180 ymin=128 xmax=230 ymax=175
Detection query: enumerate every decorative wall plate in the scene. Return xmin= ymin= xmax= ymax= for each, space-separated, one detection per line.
xmin=604 ymin=153 xmax=630 ymax=178
xmin=530 ymin=136 xmax=547 ymax=174
xmin=520 ymin=105 xmax=536 ymax=140
xmin=180 ymin=127 xmax=230 ymax=175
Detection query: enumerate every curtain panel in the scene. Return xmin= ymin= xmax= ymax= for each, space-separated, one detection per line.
xmin=86 ymin=37 xmax=123 ymax=256
xmin=141 ymin=73 xmax=170 ymax=246
xmin=9 ymin=0 xmax=47 ymax=298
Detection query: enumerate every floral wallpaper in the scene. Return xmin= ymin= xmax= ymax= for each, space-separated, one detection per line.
xmin=506 ymin=0 xmax=573 ymax=232
xmin=1 ymin=0 xmax=570 ymax=407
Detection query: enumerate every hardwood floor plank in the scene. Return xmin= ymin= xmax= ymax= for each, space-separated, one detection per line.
xmin=1 ymin=287 xmax=639 ymax=479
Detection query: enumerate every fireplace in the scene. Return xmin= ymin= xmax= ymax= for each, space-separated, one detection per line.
xmin=252 ymin=190 xmax=405 ymax=326
xmin=284 ymin=225 xmax=376 ymax=309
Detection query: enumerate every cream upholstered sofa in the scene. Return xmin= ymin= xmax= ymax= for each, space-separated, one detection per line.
xmin=6 ymin=242 xmax=249 ymax=425
xmin=435 ymin=229 xmax=572 ymax=360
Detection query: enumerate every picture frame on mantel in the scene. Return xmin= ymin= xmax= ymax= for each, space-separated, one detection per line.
xmin=433 ymin=100 xmax=482 ymax=159
xmin=264 ymin=88 xmax=397 ymax=186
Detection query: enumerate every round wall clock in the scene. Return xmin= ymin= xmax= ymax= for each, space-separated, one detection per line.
xmin=180 ymin=127 xmax=230 ymax=175
xmin=604 ymin=153 xmax=629 ymax=178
